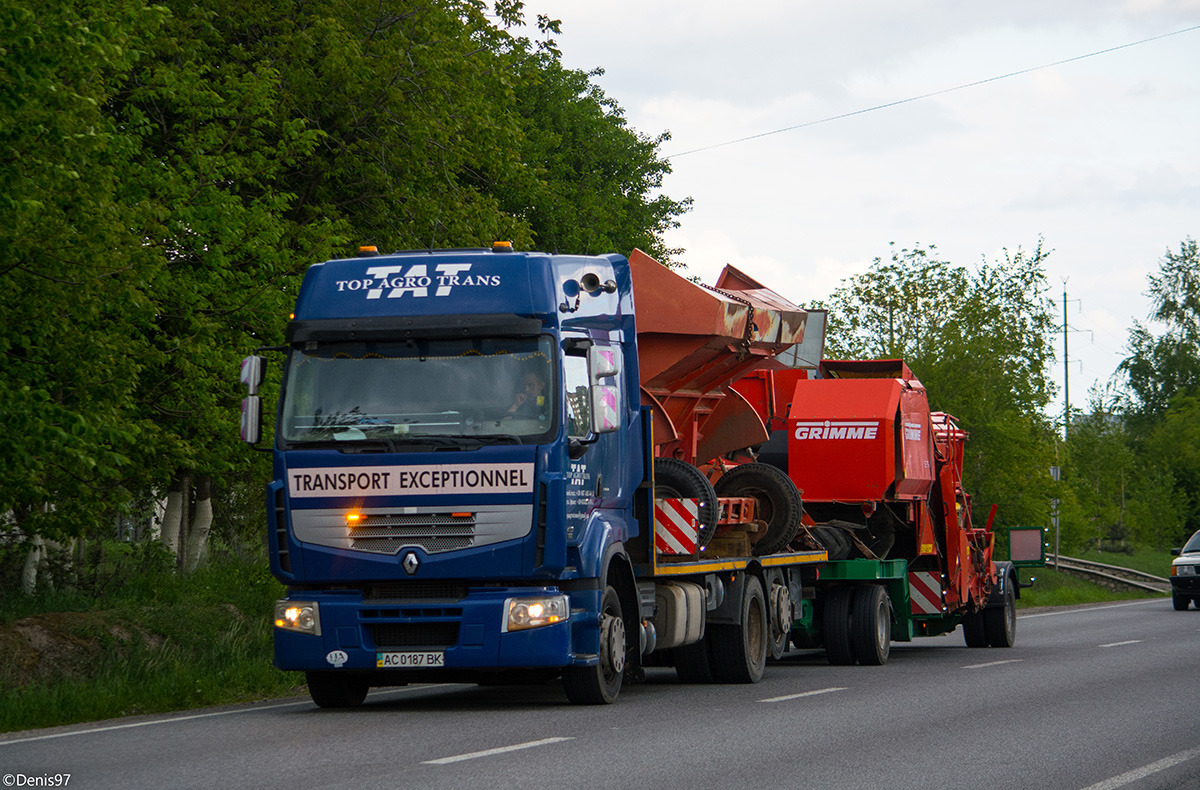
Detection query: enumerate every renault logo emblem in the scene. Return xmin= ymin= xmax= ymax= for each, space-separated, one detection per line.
xmin=402 ymin=552 xmax=420 ymax=576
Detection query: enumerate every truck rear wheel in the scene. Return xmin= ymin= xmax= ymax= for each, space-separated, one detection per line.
xmin=712 ymin=463 xmax=802 ymax=556
xmin=306 ymin=672 xmax=369 ymax=708
xmin=654 ymin=458 xmax=719 ymax=549
xmin=709 ymin=575 xmax=768 ymax=683
xmin=983 ymin=583 xmax=1017 ymax=648
xmin=851 ymin=585 xmax=891 ymax=665
xmin=563 ymin=586 xmax=625 ymax=704
xmin=823 ymin=587 xmax=856 ymax=665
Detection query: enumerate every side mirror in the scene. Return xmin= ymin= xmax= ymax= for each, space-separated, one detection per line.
xmin=588 ymin=345 xmax=619 ymax=381
xmin=590 ymin=384 xmax=619 ymax=434
xmin=1171 ymin=548 xmax=1181 ymax=556
xmin=240 ymin=396 xmax=262 ymax=444
xmin=240 ymin=355 xmax=265 ymax=395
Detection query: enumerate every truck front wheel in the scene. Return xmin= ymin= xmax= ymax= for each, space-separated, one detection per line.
xmin=563 ymin=586 xmax=625 ymax=704
xmin=306 ymin=672 xmax=369 ymax=708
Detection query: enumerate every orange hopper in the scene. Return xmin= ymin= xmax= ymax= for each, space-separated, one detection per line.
xmin=628 ymin=249 xmax=807 ymax=464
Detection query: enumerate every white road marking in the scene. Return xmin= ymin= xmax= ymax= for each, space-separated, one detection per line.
xmin=962 ymin=659 xmax=1024 ymax=669
xmin=1021 ymin=599 xmax=1164 ymax=618
xmin=1099 ymin=640 xmax=1143 ymax=648
xmin=1078 ymin=744 xmax=1200 ymax=790
xmin=758 ymin=687 xmax=848 ymax=703
xmin=423 ymin=737 xmax=574 ymax=765
xmin=0 ymin=685 xmax=451 ymax=746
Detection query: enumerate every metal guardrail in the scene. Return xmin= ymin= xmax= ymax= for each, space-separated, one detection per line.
xmin=1046 ymin=554 xmax=1171 ymax=594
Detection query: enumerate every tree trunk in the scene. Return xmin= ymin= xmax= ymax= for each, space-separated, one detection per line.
xmin=21 ymin=534 xmax=45 ymax=594
xmin=183 ymin=474 xmax=213 ymax=574
xmin=161 ymin=472 xmax=192 ymax=566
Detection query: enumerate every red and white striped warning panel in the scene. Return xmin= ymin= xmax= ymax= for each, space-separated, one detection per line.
xmin=655 ymin=498 xmax=698 ymax=555
xmin=909 ymin=571 xmax=944 ymax=615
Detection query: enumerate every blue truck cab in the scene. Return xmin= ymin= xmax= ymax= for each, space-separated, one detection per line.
xmin=240 ymin=244 xmax=825 ymax=706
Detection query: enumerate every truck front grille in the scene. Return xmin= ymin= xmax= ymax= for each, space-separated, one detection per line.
xmin=350 ymin=513 xmax=475 ymax=554
xmin=369 ymin=622 xmax=460 ymax=649
xmin=363 ymin=581 xmax=468 ymax=601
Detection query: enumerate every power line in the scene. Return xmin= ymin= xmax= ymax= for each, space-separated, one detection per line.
xmin=666 ymin=24 xmax=1200 ymax=159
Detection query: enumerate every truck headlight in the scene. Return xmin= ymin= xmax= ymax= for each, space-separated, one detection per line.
xmin=274 ymin=600 xmax=321 ymax=636
xmin=504 ymin=595 xmax=569 ymax=631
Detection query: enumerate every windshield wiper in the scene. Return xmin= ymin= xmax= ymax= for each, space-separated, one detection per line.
xmin=474 ymin=434 xmax=524 ymax=445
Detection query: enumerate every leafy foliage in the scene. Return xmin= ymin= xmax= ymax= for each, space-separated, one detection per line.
xmin=820 ymin=241 xmax=1059 ymax=530
xmin=0 ymin=0 xmax=689 ymax=556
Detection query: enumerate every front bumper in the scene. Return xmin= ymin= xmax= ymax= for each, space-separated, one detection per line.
xmin=273 ymin=587 xmax=576 ymax=673
xmin=1169 ymin=575 xmax=1200 ymax=596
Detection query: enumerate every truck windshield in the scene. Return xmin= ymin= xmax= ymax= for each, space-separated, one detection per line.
xmin=279 ymin=336 xmax=556 ymax=446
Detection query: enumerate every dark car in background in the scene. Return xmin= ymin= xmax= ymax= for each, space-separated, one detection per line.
xmin=1170 ymin=530 xmax=1200 ymax=611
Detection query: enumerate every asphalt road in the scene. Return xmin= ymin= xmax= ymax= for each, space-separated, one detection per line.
xmin=2 ymin=598 xmax=1197 ymax=790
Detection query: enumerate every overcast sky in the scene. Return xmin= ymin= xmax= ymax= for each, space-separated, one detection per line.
xmin=526 ymin=0 xmax=1200 ymax=418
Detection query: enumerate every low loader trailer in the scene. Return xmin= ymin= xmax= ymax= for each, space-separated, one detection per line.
xmin=732 ymin=358 xmax=1043 ymax=664
xmin=239 ymin=245 xmax=825 ymax=705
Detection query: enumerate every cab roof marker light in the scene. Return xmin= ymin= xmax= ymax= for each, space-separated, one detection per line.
xmin=492 ymin=240 xmax=514 ymax=252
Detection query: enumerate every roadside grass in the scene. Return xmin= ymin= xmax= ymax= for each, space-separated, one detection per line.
xmin=1070 ymin=544 xmax=1175 ymax=579
xmin=1015 ymin=565 xmax=1164 ymax=609
xmin=0 ymin=545 xmax=302 ymax=734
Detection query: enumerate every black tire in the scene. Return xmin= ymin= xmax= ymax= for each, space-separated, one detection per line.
xmin=563 ymin=586 xmax=626 ymax=704
xmin=1173 ymin=593 xmax=1190 ymax=611
xmin=673 ymin=637 xmax=714 ymax=683
xmin=654 ymin=458 xmax=719 ymax=549
xmin=306 ymin=672 xmax=369 ymax=708
xmin=709 ymin=575 xmax=768 ymax=683
xmin=962 ymin=610 xmax=988 ymax=647
xmin=713 ymin=463 xmax=803 ymax=556
xmin=810 ymin=526 xmax=853 ymax=561
xmin=851 ymin=585 xmax=891 ymax=665
xmin=823 ymin=587 xmax=856 ymax=665
xmin=983 ymin=582 xmax=1017 ymax=648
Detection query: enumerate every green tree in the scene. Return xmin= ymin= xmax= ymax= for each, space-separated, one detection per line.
xmin=1117 ymin=238 xmax=1200 ymax=428
xmin=821 ymin=241 xmax=1059 ymax=530
xmin=0 ymin=0 xmax=167 ymax=548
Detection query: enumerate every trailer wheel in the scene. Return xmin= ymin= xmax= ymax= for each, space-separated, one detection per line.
xmin=851 ymin=585 xmax=891 ymax=665
xmin=983 ymin=582 xmax=1017 ymax=648
xmin=306 ymin=672 xmax=369 ymax=708
xmin=712 ymin=463 xmax=802 ymax=556
xmin=961 ymin=610 xmax=988 ymax=647
xmin=766 ymin=576 xmax=793 ymax=660
xmin=563 ymin=586 xmax=626 ymax=704
xmin=709 ymin=575 xmax=768 ymax=683
xmin=673 ymin=637 xmax=714 ymax=683
xmin=654 ymin=458 xmax=719 ymax=549
xmin=823 ymin=587 xmax=856 ymax=665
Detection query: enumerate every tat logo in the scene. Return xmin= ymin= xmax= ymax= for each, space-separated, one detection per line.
xmin=334 ymin=263 xmax=501 ymax=299
xmin=794 ymin=420 xmax=879 ymax=440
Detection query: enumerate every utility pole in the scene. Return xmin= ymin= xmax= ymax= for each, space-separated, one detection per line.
xmin=1063 ymin=285 xmax=1069 ymax=434
xmin=1056 ymin=282 xmax=1090 ymax=439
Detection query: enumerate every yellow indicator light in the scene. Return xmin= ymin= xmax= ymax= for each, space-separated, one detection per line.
xmin=359 ymin=245 xmax=378 ymax=253
xmin=288 ymin=313 xmax=295 ymax=320
xmin=346 ymin=512 xmax=362 ymax=526
xmin=492 ymin=240 xmax=513 ymax=251
xmin=451 ymin=512 xmax=472 ymax=518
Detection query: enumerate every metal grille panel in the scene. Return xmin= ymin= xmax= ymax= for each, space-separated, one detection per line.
xmin=350 ymin=513 xmax=475 ymax=555
xmin=370 ymin=622 xmax=460 ymax=649
xmin=363 ymin=582 xmax=468 ymax=601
